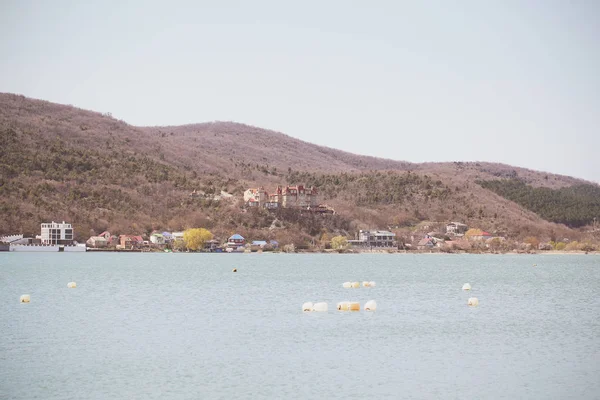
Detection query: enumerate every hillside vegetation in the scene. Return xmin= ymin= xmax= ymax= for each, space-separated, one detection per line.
xmin=478 ymin=179 xmax=600 ymax=228
xmin=1 ymin=93 xmax=598 ymax=248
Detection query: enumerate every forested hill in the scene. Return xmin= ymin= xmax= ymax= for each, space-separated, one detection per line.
xmin=477 ymin=179 xmax=600 ymax=228
xmin=1 ymin=93 xmax=598 ymax=246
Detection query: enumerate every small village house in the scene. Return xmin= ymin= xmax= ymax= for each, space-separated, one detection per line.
xmin=227 ymin=234 xmax=245 ymax=249
xmin=119 ymin=235 xmax=143 ymax=249
xmin=469 ymin=231 xmax=493 ymax=241
xmin=86 ymin=236 xmax=108 ymax=248
xmin=150 ymin=233 xmax=165 ymax=245
xmin=250 ymin=240 xmax=268 ymax=251
xmin=417 ymin=237 xmax=435 ymax=250
xmin=172 ymin=232 xmax=184 ymax=241
xmin=204 ymin=239 xmax=220 ymax=251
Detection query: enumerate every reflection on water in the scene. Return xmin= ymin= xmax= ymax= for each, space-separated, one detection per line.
xmin=1 ymin=253 xmax=599 ymax=399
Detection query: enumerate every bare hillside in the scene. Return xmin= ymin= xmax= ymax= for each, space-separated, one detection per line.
xmin=1 ymin=93 xmax=598 ymax=247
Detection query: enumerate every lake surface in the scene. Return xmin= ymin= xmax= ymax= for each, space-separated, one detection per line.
xmin=1 ymin=253 xmax=599 ymax=399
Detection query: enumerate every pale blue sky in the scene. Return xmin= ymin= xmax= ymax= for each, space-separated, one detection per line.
xmin=1 ymin=1 xmax=599 ymax=182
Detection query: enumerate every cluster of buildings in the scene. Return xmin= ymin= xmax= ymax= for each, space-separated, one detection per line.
xmin=244 ymin=185 xmax=334 ymax=213
xmin=85 ymin=231 xmax=278 ymax=253
xmin=415 ymin=221 xmax=503 ymax=250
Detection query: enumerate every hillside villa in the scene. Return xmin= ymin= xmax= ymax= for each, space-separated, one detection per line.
xmin=244 ymin=185 xmax=333 ymax=213
xmin=446 ymin=222 xmax=468 ymax=235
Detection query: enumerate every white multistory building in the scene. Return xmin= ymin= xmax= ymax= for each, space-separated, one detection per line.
xmin=40 ymin=221 xmax=75 ymax=245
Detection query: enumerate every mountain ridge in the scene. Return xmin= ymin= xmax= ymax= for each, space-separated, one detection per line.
xmin=1 ymin=92 xmax=598 ymax=248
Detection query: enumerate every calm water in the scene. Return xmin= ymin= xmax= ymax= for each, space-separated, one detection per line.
xmin=0 ymin=253 xmax=599 ymax=399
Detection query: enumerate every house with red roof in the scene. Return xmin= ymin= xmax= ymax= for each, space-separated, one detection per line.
xmin=119 ymin=235 xmax=143 ymax=249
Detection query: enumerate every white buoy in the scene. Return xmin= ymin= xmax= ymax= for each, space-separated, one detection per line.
xmin=369 ymin=281 xmax=376 ymax=287
xmin=337 ymin=301 xmax=360 ymax=311
xmin=351 ymin=281 xmax=360 ymax=288
xmin=364 ymin=300 xmax=377 ymax=311
xmin=20 ymin=295 xmax=30 ymax=303
xmin=342 ymin=282 xmax=352 ymax=288
xmin=362 ymin=281 xmax=371 ymax=287
xmin=67 ymin=282 xmax=77 ymax=288
xmin=312 ymin=302 xmax=328 ymax=312
xmin=302 ymin=302 xmax=314 ymax=312
xmin=468 ymin=297 xmax=479 ymax=306
xmin=462 ymin=283 xmax=471 ymax=291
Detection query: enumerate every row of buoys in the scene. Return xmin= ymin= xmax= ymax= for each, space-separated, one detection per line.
xmin=303 ymin=300 xmax=376 ymax=312
xmin=302 ymin=302 xmax=328 ymax=312
xmin=20 ymin=282 xmax=77 ymax=303
xmin=342 ymin=281 xmax=375 ymax=288
xmin=462 ymin=283 xmax=478 ymax=306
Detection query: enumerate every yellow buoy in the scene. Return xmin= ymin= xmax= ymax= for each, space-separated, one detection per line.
xmin=20 ymin=295 xmax=30 ymax=303
xmin=67 ymin=282 xmax=76 ymax=288
xmin=351 ymin=282 xmax=360 ymax=288
xmin=302 ymin=302 xmax=314 ymax=312
xmin=337 ymin=301 xmax=360 ymax=311
xmin=468 ymin=297 xmax=479 ymax=307
xmin=462 ymin=283 xmax=471 ymax=291
xmin=364 ymin=300 xmax=377 ymax=311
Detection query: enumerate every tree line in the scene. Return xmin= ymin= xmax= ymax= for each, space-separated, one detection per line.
xmin=478 ymin=179 xmax=600 ymax=228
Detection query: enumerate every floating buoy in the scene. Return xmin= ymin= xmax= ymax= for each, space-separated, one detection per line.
xmin=20 ymin=295 xmax=30 ymax=303
xmin=468 ymin=297 xmax=479 ymax=306
xmin=342 ymin=282 xmax=352 ymax=288
xmin=533 ymin=264 xmax=537 ymax=267
xmin=302 ymin=302 xmax=314 ymax=312
xmin=462 ymin=283 xmax=471 ymax=291
xmin=364 ymin=300 xmax=377 ymax=311
xmin=369 ymin=281 xmax=376 ymax=287
xmin=337 ymin=301 xmax=360 ymax=311
xmin=67 ymin=282 xmax=76 ymax=288
xmin=312 ymin=302 xmax=328 ymax=312
xmin=351 ymin=282 xmax=360 ymax=288
xmin=232 ymin=268 xmax=237 ymax=272
xmin=362 ymin=281 xmax=370 ymax=287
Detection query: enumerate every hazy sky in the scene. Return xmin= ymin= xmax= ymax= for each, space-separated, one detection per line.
xmin=1 ymin=1 xmax=599 ymax=182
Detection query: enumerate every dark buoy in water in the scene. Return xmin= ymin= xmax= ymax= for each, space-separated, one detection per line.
xmin=232 ymin=268 xmax=237 ymax=272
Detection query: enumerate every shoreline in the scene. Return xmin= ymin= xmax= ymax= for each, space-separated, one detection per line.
xmin=19 ymin=249 xmax=597 ymax=255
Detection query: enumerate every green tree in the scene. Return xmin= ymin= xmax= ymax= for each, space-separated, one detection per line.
xmin=331 ymin=235 xmax=349 ymax=250
xmin=172 ymin=239 xmax=185 ymax=252
xmin=183 ymin=228 xmax=213 ymax=251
